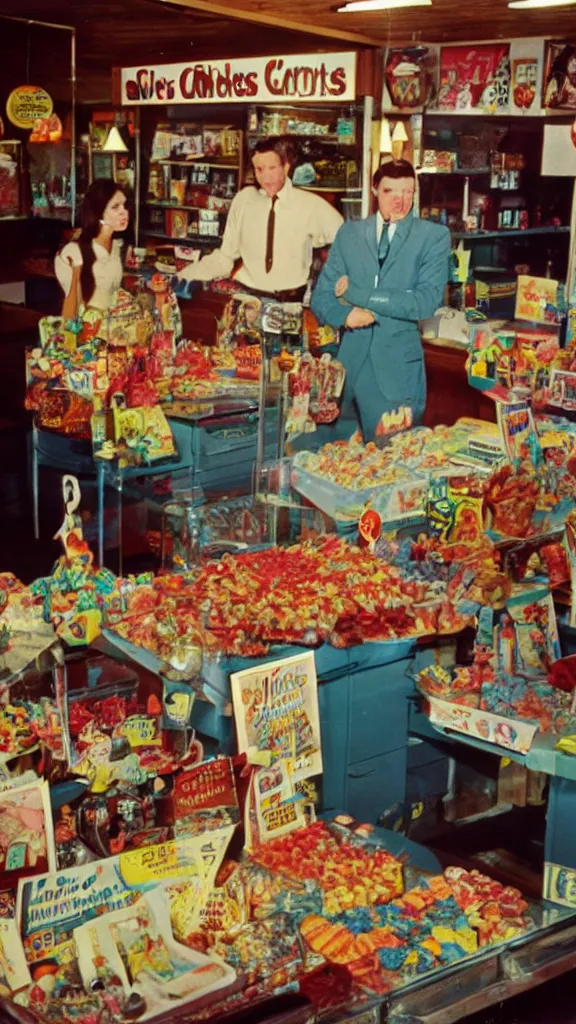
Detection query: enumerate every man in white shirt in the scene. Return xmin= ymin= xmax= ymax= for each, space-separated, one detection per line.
xmin=177 ymin=136 xmax=343 ymax=301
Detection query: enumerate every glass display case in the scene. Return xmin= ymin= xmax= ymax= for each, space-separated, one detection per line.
xmin=0 ymin=140 xmax=24 ymax=219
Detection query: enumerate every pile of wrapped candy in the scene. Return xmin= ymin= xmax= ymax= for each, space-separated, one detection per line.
xmin=25 ymin=288 xmax=160 ymax=437
xmin=297 ymin=864 xmax=529 ymax=992
xmin=183 ymin=823 xmax=530 ymax=1002
xmin=2 ymin=526 xmax=512 ymax=665
xmin=374 ymin=533 xmax=510 ymax=611
xmin=292 ymin=423 xmax=494 ymax=495
xmin=112 ymin=535 xmax=478 ymax=660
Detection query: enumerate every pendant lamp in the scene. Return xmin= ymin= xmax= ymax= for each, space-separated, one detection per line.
xmin=380 ymin=118 xmax=393 ymax=154
xmin=392 ymin=121 xmax=409 ymax=160
xmin=102 ymin=125 xmax=128 ymax=153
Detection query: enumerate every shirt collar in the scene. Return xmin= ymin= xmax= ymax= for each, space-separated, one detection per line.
xmin=377 ymin=209 xmax=413 ymax=234
xmin=259 ymin=177 xmax=293 ymax=203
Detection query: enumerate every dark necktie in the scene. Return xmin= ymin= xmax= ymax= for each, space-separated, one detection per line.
xmin=379 ymin=220 xmax=391 ymax=267
xmin=265 ymin=195 xmax=278 ymax=274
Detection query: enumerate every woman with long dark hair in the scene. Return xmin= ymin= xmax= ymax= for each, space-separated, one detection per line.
xmin=55 ymin=179 xmax=130 ymax=318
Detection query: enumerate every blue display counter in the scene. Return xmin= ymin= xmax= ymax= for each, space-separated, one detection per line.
xmin=103 ymin=632 xmax=416 ymax=825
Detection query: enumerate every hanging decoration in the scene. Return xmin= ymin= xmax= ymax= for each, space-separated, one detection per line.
xmin=571 ymin=116 xmax=576 ymax=148
xmin=29 ymin=112 xmax=63 ymax=144
xmin=6 ymin=84 xmax=53 ymax=129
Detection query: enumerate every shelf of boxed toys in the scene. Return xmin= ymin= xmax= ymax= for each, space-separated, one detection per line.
xmin=411 ymin=697 xmax=576 ymax=782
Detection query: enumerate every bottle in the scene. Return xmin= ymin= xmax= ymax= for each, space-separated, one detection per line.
xmin=566 ymin=280 xmax=576 ymax=348
xmin=90 ymin=394 xmax=108 ymax=455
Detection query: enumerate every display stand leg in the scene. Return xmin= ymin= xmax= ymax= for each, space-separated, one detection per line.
xmin=254 ymin=334 xmax=270 ymax=495
xmin=32 ymin=427 xmax=39 ymax=541
xmin=97 ymin=462 xmax=105 ymax=568
xmin=277 ymin=368 xmax=288 ymax=461
xmin=117 ymin=474 xmax=123 ymax=577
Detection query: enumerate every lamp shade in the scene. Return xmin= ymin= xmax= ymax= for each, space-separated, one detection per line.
xmin=102 ymin=125 xmax=128 ymax=153
xmin=392 ymin=121 xmax=409 ymax=143
xmin=379 ymin=118 xmax=393 ymax=154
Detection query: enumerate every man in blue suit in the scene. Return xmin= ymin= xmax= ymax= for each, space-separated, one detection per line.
xmin=308 ymin=159 xmax=451 ymax=445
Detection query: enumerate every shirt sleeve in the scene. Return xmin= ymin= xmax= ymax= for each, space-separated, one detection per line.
xmin=343 ymin=227 xmax=451 ymax=323
xmin=178 ymin=192 xmax=243 ymax=282
xmin=54 ymin=242 xmax=82 ymax=297
xmin=310 ymin=196 xmax=344 ymax=248
xmin=310 ymin=225 xmax=352 ymax=330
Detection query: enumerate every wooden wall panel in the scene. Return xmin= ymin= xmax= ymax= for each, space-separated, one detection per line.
xmin=2 ymin=0 xmax=574 ymax=108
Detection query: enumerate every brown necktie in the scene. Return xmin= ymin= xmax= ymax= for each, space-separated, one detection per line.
xmin=265 ymin=195 xmax=278 ymax=274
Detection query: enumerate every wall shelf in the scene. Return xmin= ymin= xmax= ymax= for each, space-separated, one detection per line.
xmin=419 ymin=168 xmax=491 ymax=176
xmin=247 ymin=132 xmax=356 ymax=145
xmin=452 ymin=226 xmax=570 ymax=241
xmin=146 ymin=201 xmax=231 ymax=212
xmin=157 ymin=159 xmax=239 ymax=169
xmin=424 ymin=109 xmax=571 ymax=119
xmin=296 ymin=185 xmax=361 ymax=193
xmin=143 ymin=230 xmax=222 ymax=245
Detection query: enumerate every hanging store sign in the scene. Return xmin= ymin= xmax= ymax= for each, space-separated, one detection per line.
xmin=120 ymin=52 xmax=357 ymax=105
xmin=6 ymin=85 xmax=53 ymax=129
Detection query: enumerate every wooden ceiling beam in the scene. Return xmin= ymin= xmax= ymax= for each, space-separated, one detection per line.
xmin=153 ymin=0 xmax=379 ymax=47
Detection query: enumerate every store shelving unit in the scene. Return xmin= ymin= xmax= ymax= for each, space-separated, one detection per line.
xmin=142 ymin=122 xmax=243 ymax=251
xmin=416 ymin=111 xmax=574 ymax=279
xmin=244 ymin=103 xmax=364 ymax=219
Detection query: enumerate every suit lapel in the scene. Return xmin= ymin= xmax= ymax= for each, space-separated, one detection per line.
xmin=381 ymin=212 xmax=414 ymax=278
xmin=364 ymin=215 xmax=379 ymax=270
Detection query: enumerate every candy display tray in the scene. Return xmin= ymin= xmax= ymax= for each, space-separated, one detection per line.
xmin=290 ymin=461 xmax=391 ymax=522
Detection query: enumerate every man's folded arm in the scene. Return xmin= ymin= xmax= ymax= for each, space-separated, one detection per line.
xmin=343 ymin=230 xmax=450 ymax=323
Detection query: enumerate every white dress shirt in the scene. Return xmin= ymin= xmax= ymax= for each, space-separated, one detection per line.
xmin=55 ymin=239 xmax=124 ymax=311
xmin=179 ymin=177 xmax=343 ymax=292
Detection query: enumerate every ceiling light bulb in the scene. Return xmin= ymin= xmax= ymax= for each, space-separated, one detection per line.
xmin=508 ymin=0 xmax=576 ymax=7
xmin=338 ymin=0 xmax=431 ymax=10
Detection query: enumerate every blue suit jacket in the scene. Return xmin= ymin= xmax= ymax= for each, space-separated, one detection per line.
xmin=310 ymin=213 xmax=451 ymax=419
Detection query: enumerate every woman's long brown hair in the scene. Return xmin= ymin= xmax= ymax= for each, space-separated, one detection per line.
xmin=76 ymin=179 xmax=128 ymax=304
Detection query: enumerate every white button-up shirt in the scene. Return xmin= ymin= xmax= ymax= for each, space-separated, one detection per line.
xmin=55 ymin=239 xmax=124 ymax=311
xmin=179 ymin=177 xmax=343 ymax=292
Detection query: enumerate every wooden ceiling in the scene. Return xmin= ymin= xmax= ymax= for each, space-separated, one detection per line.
xmin=0 ymin=0 xmax=352 ymax=104
xmin=0 ymin=0 xmax=575 ymax=105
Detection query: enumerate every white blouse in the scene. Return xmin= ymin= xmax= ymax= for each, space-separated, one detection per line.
xmin=54 ymin=239 xmax=124 ymax=311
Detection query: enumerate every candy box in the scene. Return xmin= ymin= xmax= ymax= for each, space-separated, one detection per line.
xmin=56 ymin=606 xmax=102 ymax=647
xmin=426 ymin=694 xmax=538 ymax=752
